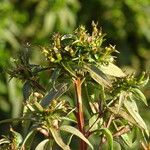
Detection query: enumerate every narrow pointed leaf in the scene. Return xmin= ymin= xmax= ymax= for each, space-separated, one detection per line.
xmin=109 ymin=106 xmax=137 ymax=125
xmin=117 ymin=91 xmax=127 ymax=112
xmin=40 ymin=83 xmax=69 ymax=108
xmin=49 ymin=68 xmax=61 ymax=84
xmin=35 ymin=139 xmax=50 ymax=150
xmin=121 ymin=133 xmax=132 ymax=147
xmin=100 ymin=128 xmax=113 ymax=150
xmin=138 ymin=72 xmax=149 ymax=87
xmin=98 ymin=63 xmax=126 ymax=77
xmin=84 ymin=65 xmax=111 ymax=88
xmin=89 ymin=114 xmax=100 ymax=132
xmin=61 ymin=62 xmax=77 ymax=77
xmin=82 ymin=83 xmax=93 ymax=115
xmin=34 ymin=101 xmax=44 ymax=112
xmin=60 ymin=125 xmax=93 ymax=149
xmin=20 ymin=130 xmax=36 ymax=150
xmin=61 ymin=117 xmax=77 ymax=123
xmin=124 ymin=99 xmax=149 ymax=136
xmin=130 ymin=88 xmax=148 ymax=106
xmin=50 ymin=127 xmax=70 ymax=150
xmin=0 ymin=138 xmax=10 ymax=145
xmin=10 ymin=128 xmax=23 ymax=148
xmin=23 ymin=81 xmax=32 ymax=101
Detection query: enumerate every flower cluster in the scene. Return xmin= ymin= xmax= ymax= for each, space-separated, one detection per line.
xmin=42 ymin=22 xmax=117 ymax=65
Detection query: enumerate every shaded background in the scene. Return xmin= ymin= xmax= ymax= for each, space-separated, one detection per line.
xmin=0 ymin=0 xmax=150 ymax=149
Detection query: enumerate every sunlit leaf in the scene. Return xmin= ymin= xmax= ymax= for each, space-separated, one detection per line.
xmin=89 ymin=114 xmax=100 ymax=132
xmin=67 ymin=134 xmax=74 ymax=146
xmin=124 ymin=98 xmax=149 ymax=136
xmin=109 ymin=106 xmax=137 ymax=125
xmin=35 ymin=139 xmax=50 ymax=150
xmin=60 ymin=125 xmax=93 ymax=149
xmin=98 ymin=63 xmax=126 ymax=77
xmin=50 ymin=127 xmax=70 ymax=150
xmin=117 ymin=91 xmax=127 ymax=112
xmin=34 ymin=101 xmax=44 ymax=112
xmin=89 ymin=102 xmax=99 ymax=114
xmin=0 ymin=138 xmax=10 ymax=145
xmin=61 ymin=117 xmax=77 ymax=123
xmin=121 ymin=133 xmax=132 ymax=147
xmin=130 ymin=88 xmax=148 ymax=106
xmin=137 ymin=72 xmax=149 ymax=87
xmin=84 ymin=64 xmax=111 ymax=88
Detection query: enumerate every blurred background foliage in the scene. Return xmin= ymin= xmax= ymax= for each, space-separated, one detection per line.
xmin=0 ymin=0 xmax=150 ymax=149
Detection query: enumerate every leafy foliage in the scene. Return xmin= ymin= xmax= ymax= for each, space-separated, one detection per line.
xmin=0 ymin=23 xmax=149 ymax=150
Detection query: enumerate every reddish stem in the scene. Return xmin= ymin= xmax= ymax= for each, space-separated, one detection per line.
xmin=74 ymin=78 xmax=86 ymax=150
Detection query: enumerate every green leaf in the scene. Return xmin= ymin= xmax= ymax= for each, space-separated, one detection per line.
xmin=0 ymin=138 xmax=10 ymax=145
xmin=124 ymin=98 xmax=149 ymax=136
xmin=113 ymin=121 xmax=132 ymax=147
xmin=35 ymin=139 xmax=51 ymax=150
xmin=117 ymin=91 xmax=127 ymax=112
xmin=84 ymin=64 xmax=111 ymax=88
xmin=50 ymin=127 xmax=70 ymax=150
xmin=20 ymin=130 xmax=36 ymax=150
xmin=34 ymin=101 xmax=44 ymax=112
xmin=121 ymin=133 xmax=132 ymax=147
xmin=100 ymin=128 xmax=113 ymax=150
xmin=114 ymin=138 xmax=128 ymax=150
xmin=61 ymin=117 xmax=77 ymax=123
xmin=40 ymin=83 xmax=69 ymax=108
xmin=48 ymin=68 xmax=61 ymax=85
xmin=119 ymin=127 xmax=138 ymax=147
xmin=89 ymin=114 xmax=100 ymax=132
xmin=66 ymin=134 xmax=74 ymax=146
xmin=130 ymin=88 xmax=148 ymax=106
xmin=98 ymin=63 xmax=126 ymax=77
xmin=138 ymin=72 xmax=149 ymax=87
xmin=109 ymin=106 xmax=137 ymax=125
xmin=10 ymin=128 xmax=23 ymax=148
xmin=61 ymin=62 xmax=77 ymax=77
xmin=82 ymin=83 xmax=93 ymax=115
xmin=60 ymin=125 xmax=93 ymax=149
